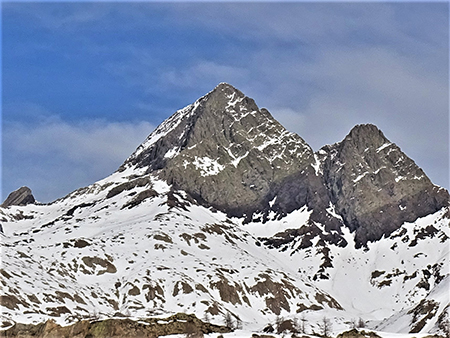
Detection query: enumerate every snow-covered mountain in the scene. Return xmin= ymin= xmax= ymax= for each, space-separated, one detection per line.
xmin=1 ymin=83 xmax=448 ymax=336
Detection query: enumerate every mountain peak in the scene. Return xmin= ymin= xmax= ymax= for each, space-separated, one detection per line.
xmin=2 ymin=84 xmax=449 ymax=335
xmin=212 ymin=82 xmax=242 ymax=93
xmin=121 ymin=83 xmax=315 ymax=220
xmin=1 ymin=186 xmax=35 ymax=208
xmin=122 ymin=83 xmax=262 ymax=171
xmin=342 ymin=123 xmax=389 ymax=151
xmin=321 ymin=123 xmax=448 ymax=247
xmin=193 ymin=82 xmax=246 ymax=111
xmin=348 ymin=123 xmax=383 ymax=137
xmin=119 ymin=84 xmax=448 ymax=243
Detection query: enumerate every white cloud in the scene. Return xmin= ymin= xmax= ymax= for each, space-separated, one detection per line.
xmin=3 ymin=117 xmax=154 ymax=202
xmin=105 ymin=51 xmax=251 ymax=97
xmin=7 ymin=119 xmax=152 ymax=161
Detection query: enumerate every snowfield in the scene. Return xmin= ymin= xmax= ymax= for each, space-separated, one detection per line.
xmin=1 ymin=172 xmax=448 ymax=335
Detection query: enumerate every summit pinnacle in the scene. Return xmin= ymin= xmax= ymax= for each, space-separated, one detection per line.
xmin=1 ymin=186 xmax=35 ymax=207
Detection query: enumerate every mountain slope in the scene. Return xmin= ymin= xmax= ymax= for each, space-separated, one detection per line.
xmin=0 ymin=172 xmax=341 ymax=329
xmin=1 ymin=83 xmax=448 ymax=335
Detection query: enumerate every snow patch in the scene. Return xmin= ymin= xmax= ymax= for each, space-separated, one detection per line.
xmin=192 ymin=156 xmax=225 ymax=176
xmin=326 ymin=203 xmax=343 ymax=220
xmin=164 ymin=147 xmax=180 ymax=159
xmin=354 ymin=172 xmax=369 ymax=183
xmin=377 ymin=143 xmax=392 ymax=153
xmin=243 ymin=206 xmax=311 ymax=238
xmin=312 ymin=153 xmax=322 ymax=175
xmin=269 ymin=196 xmax=277 ymax=208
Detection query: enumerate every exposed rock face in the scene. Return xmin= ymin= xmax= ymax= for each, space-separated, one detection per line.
xmin=320 ymin=124 xmax=449 ymax=247
xmin=1 ymin=187 xmax=35 ymax=208
xmin=121 ymin=83 xmax=448 ymax=247
xmin=121 ymin=83 xmax=332 ymax=223
xmin=336 ymin=329 xmax=381 ymax=338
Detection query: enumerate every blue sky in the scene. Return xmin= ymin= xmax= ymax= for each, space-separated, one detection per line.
xmin=2 ymin=2 xmax=449 ymax=202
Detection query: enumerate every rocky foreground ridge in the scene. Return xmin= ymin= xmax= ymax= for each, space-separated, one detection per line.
xmin=0 ymin=83 xmax=448 ymax=336
xmin=0 ymin=313 xmax=229 ymax=338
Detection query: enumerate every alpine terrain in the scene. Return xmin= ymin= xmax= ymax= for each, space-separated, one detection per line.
xmin=1 ymin=83 xmax=449 ymax=337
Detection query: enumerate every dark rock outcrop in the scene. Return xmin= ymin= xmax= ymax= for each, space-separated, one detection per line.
xmin=1 ymin=187 xmax=35 ymax=208
xmin=337 ymin=329 xmax=381 ymax=338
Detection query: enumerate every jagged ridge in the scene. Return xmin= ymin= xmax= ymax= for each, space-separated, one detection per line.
xmin=121 ymin=83 xmax=448 ymax=247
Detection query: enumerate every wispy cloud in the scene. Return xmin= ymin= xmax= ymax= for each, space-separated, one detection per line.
xmin=3 ymin=112 xmax=154 ymax=202
xmin=3 ymin=2 xmax=114 ymax=29
xmin=159 ymin=61 xmax=250 ymax=90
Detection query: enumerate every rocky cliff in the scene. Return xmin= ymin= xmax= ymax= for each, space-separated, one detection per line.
xmin=319 ymin=124 xmax=448 ymax=247
xmin=120 ymin=83 xmax=448 ymax=247
xmin=121 ymin=83 xmax=330 ymax=224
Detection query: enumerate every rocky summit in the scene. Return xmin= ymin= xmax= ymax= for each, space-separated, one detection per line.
xmin=319 ymin=124 xmax=448 ymax=247
xmin=0 ymin=83 xmax=449 ymax=337
xmin=1 ymin=186 xmax=35 ymax=208
xmin=121 ymin=83 xmax=326 ymax=223
xmin=121 ymin=83 xmax=448 ymax=247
